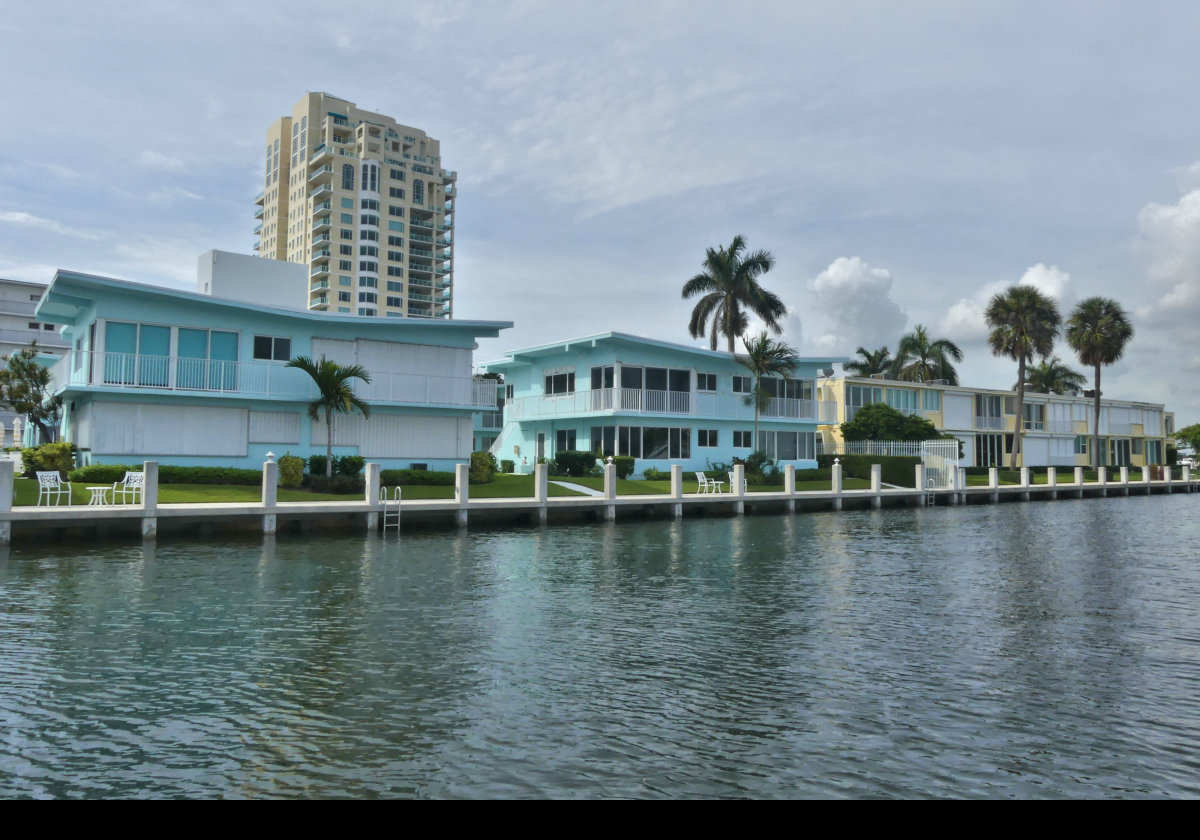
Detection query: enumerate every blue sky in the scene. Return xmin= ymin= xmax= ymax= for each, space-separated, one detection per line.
xmin=2 ymin=1 xmax=1198 ymax=420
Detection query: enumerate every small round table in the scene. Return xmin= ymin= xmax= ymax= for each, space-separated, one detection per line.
xmin=86 ymin=486 xmax=111 ymax=506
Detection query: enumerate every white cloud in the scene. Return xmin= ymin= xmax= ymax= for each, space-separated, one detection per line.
xmin=0 ymin=210 xmax=103 ymax=241
xmin=137 ymin=150 xmax=186 ymax=171
xmin=938 ymin=264 xmax=1070 ymax=344
xmin=798 ymin=257 xmax=907 ymax=354
xmin=1019 ymin=262 xmax=1072 ymax=305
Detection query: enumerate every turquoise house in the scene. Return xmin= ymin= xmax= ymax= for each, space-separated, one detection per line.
xmin=482 ymin=333 xmax=842 ymax=475
xmin=36 ymin=270 xmax=510 ymax=469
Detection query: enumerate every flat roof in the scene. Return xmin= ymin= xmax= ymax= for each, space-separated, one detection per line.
xmin=35 ymin=269 xmax=511 ymax=336
xmin=485 ymin=331 xmax=847 ymax=368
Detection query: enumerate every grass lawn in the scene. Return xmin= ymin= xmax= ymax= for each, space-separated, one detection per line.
xmin=964 ymin=471 xmax=1102 ymax=487
xmin=13 ymin=473 xmax=586 ymax=506
xmin=542 ymin=475 xmax=872 ymax=495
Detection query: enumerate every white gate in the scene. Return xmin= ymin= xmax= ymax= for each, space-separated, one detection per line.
xmin=837 ymin=439 xmax=961 ymax=488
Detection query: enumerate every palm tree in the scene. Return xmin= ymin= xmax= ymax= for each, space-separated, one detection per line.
xmin=286 ymin=355 xmax=372 ymax=477
xmin=984 ymin=286 xmax=1061 ymax=467
xmin=682 ymin=235 xmax=785 ymax=353
xmin=737 ymin=331 xmax=800 ymax=450
xmin=892 ymin=325 xmax=964 ymax=384
xmin=1020 ymin=355 xmax=1086 ymax=395
xmin=1066 ymin=297 xmax=1134 ymax=470
xmin=843 ymin=346 xmax=892 ymax=378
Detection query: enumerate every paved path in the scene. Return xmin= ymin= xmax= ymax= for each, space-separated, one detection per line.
xmin=549 ymin=480 xmax=604 ymax=497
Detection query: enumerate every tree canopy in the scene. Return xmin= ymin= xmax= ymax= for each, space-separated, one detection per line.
xmin=0 ymin=345 xmax=62 ymax=442
xmin=840 ymin=403 xmax=940 ymax=442
xmin=682 ymin=235 xmax=785 ymax=353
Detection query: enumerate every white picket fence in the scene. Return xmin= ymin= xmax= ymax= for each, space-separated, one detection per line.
xmin=831 ymin=439 xmax=962 ymax=488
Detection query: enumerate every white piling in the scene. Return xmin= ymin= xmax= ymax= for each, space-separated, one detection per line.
xmin=670 ymin=464 xmax=683 ymax=518
xmin=732 ymin=463 xmax=745 ymax=516
xmin=603 ymin=462 xmax=616 ymax=521
xmin=365 ymin=463 xmax=381 ymax=530
xmin=142 ymin=460 xmax=160 ymax=538
xmin=831 ymin=460 xmax=843 ymax=511
xmin=454 ymin=463 xmax=469 ymax=527
xmin=870 ymin=463 xmax=882 ymax=509
xmin=259 ymin=455 xmax=275 ymax=536
xmin=534 ymin=463 xmax=548 ymax=524
xmin=784 ymin=464 xmax=796 ymax=512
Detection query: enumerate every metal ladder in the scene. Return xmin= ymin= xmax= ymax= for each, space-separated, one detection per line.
xmin=380 ymin=486 xmax=402 ymax=532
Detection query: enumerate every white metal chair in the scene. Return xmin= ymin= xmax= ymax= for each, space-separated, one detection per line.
xmin=112 ymin=471 xmax=145 ymax=504
xmin=694 ymin=471 xmax=716 ymax=494
xmin=36 ymin=471 xmax=72 ymax=506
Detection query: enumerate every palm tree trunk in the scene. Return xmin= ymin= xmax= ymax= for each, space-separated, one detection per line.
xmin=325 ymin=407 xmax=333 ymax=478
xmin=1014 ymin=356 xmax=1026 ymax=468
xmin=1092 ymin=362 xmax=1101 ymax=471
xmin=726 ymin=295 xmax=736 ymax=354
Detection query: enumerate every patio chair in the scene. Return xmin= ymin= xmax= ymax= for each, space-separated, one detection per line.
xmin=694 ymin=471 xmax=714 ymax=494
xmin=112 ymin=471 xmax=145 ymax=504
xmin=36 ymin=471 xmax=72 ymax=506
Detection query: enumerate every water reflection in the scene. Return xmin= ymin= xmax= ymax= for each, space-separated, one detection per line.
xmin=0 ymin=495 xmax=1198 ymax=797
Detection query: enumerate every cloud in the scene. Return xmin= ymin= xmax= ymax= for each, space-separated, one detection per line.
xmin=0 ymin=210 xmax=103 ymax=241
xmin=1019 ymin=262 xmax=1072 ymax=304
xmin=798 ymin=257 xmax=908 ymax=355
xmin=939 ymin=264 xmax=1070 ymax=343
xmin=137 ymin=150 xmax=186 ymax=171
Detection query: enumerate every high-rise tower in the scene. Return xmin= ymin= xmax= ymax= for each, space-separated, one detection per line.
xmin=254 ymin=92 xmax=455 ymax=319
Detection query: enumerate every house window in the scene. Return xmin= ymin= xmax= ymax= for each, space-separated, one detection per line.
xmin=698 ymin=429 xmax=718 ymax=447
xmin=544 ymin=371 xmax=575 ymax=396
xmin=360 ymin=198 xmax=379 ymax=210
xmin=338 ymin=291 xmax=352 ymax=303
xmin=697 ymin=373 xmax=717 ymax=392
xmin=359 ymin=292 xmax=377 ymax=304
xmin=757 ymin=430 xmax=817 ymax=461
xmin=1074 ymin=435 xmax=1088 ymax=455
xmin=27 ymin=322 xmax=39 ymax=330
xmin=386 ymin=296 xmax=402 ymax=308
xmin=923 ymin=389 xmax=941 ymax=411
xmin=733 ymin=375 xmax=752 ymax=394
xmin=252 ymin=335 xmax=292 ymax=362
xmin=733 ymin=430 xmax=753 ymax=448
xmin=341 ymin=164 xmax=354 ymax=190
xmin=1131 ymin=438 xmax=1143 ymax=456
xmin=556 ymin=429 xmax=577 ymax=452
xmin=359 ymin=277 xmax=378 ymax=288
xmin=413 ymin=180 xmax=424 ymax=204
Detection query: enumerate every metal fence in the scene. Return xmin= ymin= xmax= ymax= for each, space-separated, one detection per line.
xmin=829 ymin=439 xmax=962 ymax=488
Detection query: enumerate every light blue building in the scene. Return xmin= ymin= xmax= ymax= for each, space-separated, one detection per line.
xmin=36 ymin=270 xmax=510 ymax=469
xmin=482 ymin=333 xmax=842 ymax=475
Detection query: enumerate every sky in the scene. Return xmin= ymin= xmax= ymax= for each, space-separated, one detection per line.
xmin=1 ymin=1 xmax=1198 ymax=422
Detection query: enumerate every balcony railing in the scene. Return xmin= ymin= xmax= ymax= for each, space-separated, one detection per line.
xmin=59 ymin=351 xmax=499 ymax=409
xmin=974 ymin=415 xmax=1006 ymax=430
xmin=479 ymin=411 xmax=504 ymax=430
xmin=505 ymin=388 xmax=832 ymax=422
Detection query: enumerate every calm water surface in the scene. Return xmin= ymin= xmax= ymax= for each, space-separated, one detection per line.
xmin=2 ymin=495 xmax=1199 ymax=798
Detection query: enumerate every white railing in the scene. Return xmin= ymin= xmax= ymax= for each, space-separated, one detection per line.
xmin=478 ymin=411 xmax=504 ymax=430
xmin=59 ymin=350 xmax=498 ymax=409
xmin=975 ymin=415 xmax=1006 ymax=430
xmin=506 ymin=388 xmax=831 ymax=422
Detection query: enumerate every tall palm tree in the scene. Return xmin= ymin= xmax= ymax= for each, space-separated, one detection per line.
xmin=286 ymin=355 xmax=372 ymax=477
xmin=1066 ymin=297 xmax=1134 ymax=470
xmin=843 ymin=345 xmax=892 ymax=378
xmin=1020 ymin=355 xmax=1086 ymax=395
xmin=985 ymin=286 xmax=1061 ymax=467
xmin=682 ymin=235 xmax=785 ymax=353
xmin=737 ymin=332 xmax=800 ymax=450
xmin=892 ymin=325 xmax=964 ymax=384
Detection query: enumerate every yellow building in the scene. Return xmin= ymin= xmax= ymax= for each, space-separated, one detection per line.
xmin=819 ymin=376 xmax=1172 ymax=469
xmin=255 ymin=92 xmax=454 ymax=320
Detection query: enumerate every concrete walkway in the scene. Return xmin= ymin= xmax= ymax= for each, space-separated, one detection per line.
xmin=549 ymin=480 xmax=604 ymax=497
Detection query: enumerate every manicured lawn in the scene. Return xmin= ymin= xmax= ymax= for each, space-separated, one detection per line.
xmin=964 ymin=471 xmax=1102 ymax=487
xmin=13 ymin=473 xmax=586 ymax=506
xmin=542 ymin=475 xmax=871 ymax=495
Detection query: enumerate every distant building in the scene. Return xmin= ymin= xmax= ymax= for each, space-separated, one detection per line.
xmin=37 ymin=266 xmax=509 ymax=469
xmin=255 ymin=92 xmax=455 ymax=320
xmin=0 ymin=278 xmax=69 ymax=435
xmin=820 ymin=375 xmax=1173 ymax=468
xmin=482 ymin=333 xmax=842 ymax=474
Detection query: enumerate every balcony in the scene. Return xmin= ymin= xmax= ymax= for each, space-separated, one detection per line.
xmin=312 ymin=216 xmax=331 ymax=233
xmin=311 ymin=296 xmax=329 ymax=308
xmin=307 ymin=164 xmax=333 ymax=183
xmin=309 ymin=145 xmax=331 ymax=165
xmin=312 ymin=233 xmax=331 ymax=245
xmin=254 ymin=205 xmax=264 ymax=219
xmin=410 ymin=247 xmax=433 ymax=258
xmin=312 ymin=248 xmax=331 ymax=260
xmin=504 ymin=388 xmax=832 ymax=422
xmin=310 ymin=281 xmax=330 ymax=292
xmin=57 ymin=351 xmax=500 ymax=409
xmin=314 ymin=200 xmax=332 ymax=213
xmin=409 ymin=292 xmax=434 ymax=302
xmin=253 ymin=222 xmax=263 ymax=235
xmin=479 ymin=411 xmax=504 ymax=430
xmin=310 ymin=184 xmax=331 ymax=199
xmin=254 ymin=190 xmax=265 ymax=205
xmin=974 ymin=415 xmax=1006 ymax=430
xmin=410 ymin=218 xmax=433 ymax=230
xmin=310 ymin=265 xmax=329 ymax=277
xmin=410 ymin=232 xmax=434 ymax=243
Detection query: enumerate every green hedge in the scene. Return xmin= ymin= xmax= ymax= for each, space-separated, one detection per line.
xmin=21 ymin=442 xmax=75 ymax=479
xmin=554 ymin=450 xmax=597 ymax=477
xmin=611 ymin=456 xmax=635 ymax=479
xmin=470 ymin=451 xmax=497 ymax=483
xmin=380 ymin=469 xmax=456 ymax=486
xmin=66 ymin=463 xmax=263 ymax=485
xmin=817 ymin=453 xmax=920 ymax=488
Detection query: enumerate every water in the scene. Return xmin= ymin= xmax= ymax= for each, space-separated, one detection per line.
xmin=2 ymin=494 xmax=1199 ymax=798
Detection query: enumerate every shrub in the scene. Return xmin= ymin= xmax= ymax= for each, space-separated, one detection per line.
xmin=611 ymin=456 xmax=635 ymax=479
xmin=159 ymin=466 xmax=261 ymax=485
xmin=307 ymin=454 xmax=328 ymax=476
xmin=840 ymin=403 xmax=940 ymax=442
xmin=818 ymin=453 xmax=920 ymax=488
xmin=553 ymin=450 xmax=597 ymax=477
xmin=380 ymin=469 xmax=456 ymax=486
xmin=336 ymin=455 xmax=365 ymax=477
xmin=306 ymin=474 xmax=364 ymax=494
xmin=500 ymin=459 xmax=515 ymax=474
xmin=642 ymin=467 xmax=669 ymax=481
xmin=20 ymin=442 xmax=75 ymax=479
xmin=470 ymin=451 xmax=497 ymax=483
xmin=278 ymin=454 xmax=305 ymax=488
xmin=68 ymin=463 xmax=138 ymax=483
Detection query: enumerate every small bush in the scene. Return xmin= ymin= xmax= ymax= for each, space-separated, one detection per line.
xmin=554 ymin=450 xmax=597 ymax=477
xmin=611 ymin=456 xmax=635 ymax=479
xmin=160 ymin=466 xmax=262 ymax=485
xmin=470 ymin=451 xmax=497 ymax=483
xmin=20 ymin=442 xmax=76 ymax=479
xmin=306 ymin=474 xmax=364 ymax=494
xmin=380 ymin=469 xmax=456 ymax=486
xmin=336 ymin=455 xmax=365 ymax=477
xmin=307 ymin=454 xmax=328 ymax=476
xmin=642 ymin=467 xmax=669 ymax=481
xmin=278 ymin=454 xmax=305 ymax=488
xmin=500 ymin=459 xmax=515 ymax=474
xmin=68 ymin=463 xmax=138 ymax=483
